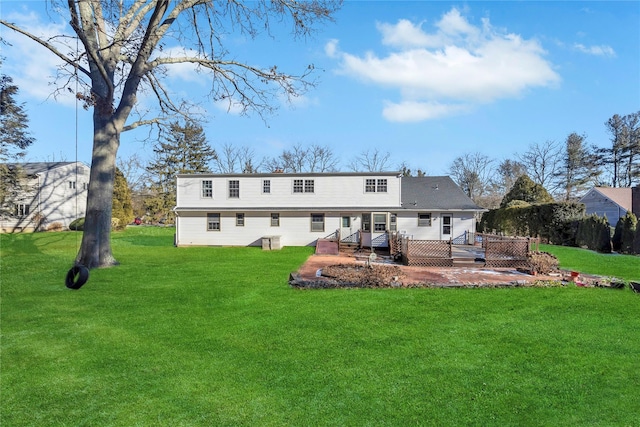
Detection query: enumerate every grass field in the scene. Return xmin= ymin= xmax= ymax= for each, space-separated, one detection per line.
xmin=1 ymin=227 xmax=639 ymax=426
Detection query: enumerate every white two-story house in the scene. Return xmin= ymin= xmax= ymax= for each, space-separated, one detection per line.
xmin=1 ymin=162 xmax=90 ymax=232
xmin=174 ymin=172 xmax=484 ymax=248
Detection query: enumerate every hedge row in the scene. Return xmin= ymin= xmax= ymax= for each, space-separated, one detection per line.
xmin=478 ymin=201 xmax=640 ymax=254
xmin=478 ymin=202 xmax=585 ymax=246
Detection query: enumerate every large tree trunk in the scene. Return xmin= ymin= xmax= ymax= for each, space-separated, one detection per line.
xmin=75 ymin=113 xmax=121 ymax=269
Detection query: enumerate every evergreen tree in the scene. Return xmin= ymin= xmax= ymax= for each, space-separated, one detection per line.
xmin=557 ymin=133 xmax=600 ymax=201
xmin=145 ymin=121 xmax=216 ymax=222
xmin=111 ymin=168 xmax=134 ymax=230
xmin=500 ymin=175 xmax=554 ymax=208
xmin=0 ymin=72 xmax=35 ymax=214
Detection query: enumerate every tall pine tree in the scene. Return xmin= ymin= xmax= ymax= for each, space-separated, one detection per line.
xmin=1 ymin=72 xmax=35 ymax=215
xmin=145 ymin=121 xmax=216 ymax=222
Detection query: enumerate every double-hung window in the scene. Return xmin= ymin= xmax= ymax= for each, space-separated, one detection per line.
xmin=271 ymin=213 xmax=280 ymax=227
xmin=418 ymin=213 xmax=432 ymax=227
xmin=263 ymin=180 xmax=271 ymax=194
xmin=365 ymin=178 xmax=387 ymax=193
xmin=202 ymin=180 xmax=213 ymax=198
xmin=293 ymin=179 xmax=314 ymax=193
xmin=207 ymin=213 xmax=220 ymax=231
xmin=228 ymin=180 xmax=239 ymax=198
xmin=311 ymin=214 xmax=325 ymax=232
xmin=236 ymin=213 xmax=245 ymax=227
xmin=68 ymin=181 xmax=76 ymax=189
xmin=373 ymin=213 xmax=387 ymax=232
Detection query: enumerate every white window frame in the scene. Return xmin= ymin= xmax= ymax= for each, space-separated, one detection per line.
xmin=418 ymin=213 xmax=432 ymax=227
xmin=389 ymin=213 xmax=397 ymax=232
xmin=207 ymin=213 xmax=220 ymax=231
xmin=373 ymin=213 xmax=387 ymax=232
xmin=68 ymin=181 xmax=76 ymax=189
xmin=365 ymin=179 xmax=376 ymax=193
xmin=201 ymin=180 xmax=213 ymax=198
xmin=293 ymin=179 xmax=304 ymax=193
xmin=263 ymin=179 xmax=271 ymax=194
xmin=376 ymin=179 xmax=387 ymax=193
xmin=311 ymin=213 xmax=325 ymax=232
xmin=236 ymin=213 xmax=245 ymax=227
xmin=228 ymin=180 xmax=240 ymax=199
xmin=271 ymin=213 xmax=280 ymax=227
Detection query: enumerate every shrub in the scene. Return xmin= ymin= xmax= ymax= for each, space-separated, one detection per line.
xmin=576 ymin=214 xmax=612 ymax=253
xmin=111 ymin=217 xmax=121 ymax=230
xmin=69 ymin=217 xmax=85 ymax=231
xmin=527 ymin=251 xmax=559 ymax=275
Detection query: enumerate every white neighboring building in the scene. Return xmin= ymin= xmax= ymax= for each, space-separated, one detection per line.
xmin=1 ymin=162 xmax=90 ymax=232
xmin=174 ymin=172 xmax=484 ymax=248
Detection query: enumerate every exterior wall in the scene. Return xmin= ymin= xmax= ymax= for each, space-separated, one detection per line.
xmin=37 ymin=163 xmax=89 ymax=228
xmin=0 ymin=162 xmax=89 ymax=232
xmin=175 ymin=210 xmax=342 ymax=247
xmin=581 ymin=190 xmax=627 ymax=225
xmin=174 ymin=173 xmax=480 ymax=247
xmin=396 ymin=211 xmax=476 ymax=241
xmin=176 ymin=173 xmax=401 ymax=210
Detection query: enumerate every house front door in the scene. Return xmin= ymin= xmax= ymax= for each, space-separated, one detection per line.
xmin=441 ymin=214 xmax=452 ymax=239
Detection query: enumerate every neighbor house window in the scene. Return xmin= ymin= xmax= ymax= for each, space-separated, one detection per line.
xmin=83 ymin=182 xmax=88 ymax=191
xmin=271 ymin=213 xmax=280 ymax=227
xmin=311 ymin=213 xmax=325 ymax=232
xmin=228 ymin=180 xmax=239 ymax=198
xmin=202 ymin=180 xmax=213 ymax=198
xmin=263 ymin=180 xmax=271 ymax=194
xmin=389 ymin=213 xmax=397 ymax=232
xmin=293 ymin=179 xmax=314 ymax=193
xmin=373 ymin=213 xmax=387 ymax=232
xmin=236 ymin=213 xmax=245 ymax=227
xmin=418 ymin=213 xmax=432 ymax=227
xmin=68 ymin=181 xmax=76 ymax=189
xmin=362 ymin=213 xmax=371 ymax=232
xmin=207 ymin=213 xmax=220 ymax=231
xmin=15 ymin=204 xmax=30 ymax=217
xmin=365 ymin=178 xmax=387 ymax=193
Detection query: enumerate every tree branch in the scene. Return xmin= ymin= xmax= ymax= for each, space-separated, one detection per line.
xmin=0 ymin=19 xmax=90 ymax=76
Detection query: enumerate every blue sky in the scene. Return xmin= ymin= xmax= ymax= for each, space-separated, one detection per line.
xmin=1 ymin=1 xmax=639 ymax=175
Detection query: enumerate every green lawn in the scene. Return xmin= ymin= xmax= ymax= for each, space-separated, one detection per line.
xmin=2 ymin=228 xmax=639 ymax=426
xmin=540 ymin=244 xmax=640 ymax=281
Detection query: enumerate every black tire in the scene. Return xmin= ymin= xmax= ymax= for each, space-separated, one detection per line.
xmin=66 ymin=265 xmax=89 ymax=289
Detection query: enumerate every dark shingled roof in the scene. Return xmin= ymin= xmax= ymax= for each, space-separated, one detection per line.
xmin=401 ymin=176 xmax=484 ymax=211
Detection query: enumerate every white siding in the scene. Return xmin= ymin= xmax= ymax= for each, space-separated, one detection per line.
xmin=0 ymin=162 xmax=89 ymax=232
xmin=176 ymin=174 xmax=401 ymax=209
xmin=396 ymin=211 xmax=476 ymax=241
xmin=176 ymin=211 xmax=342 ymax=247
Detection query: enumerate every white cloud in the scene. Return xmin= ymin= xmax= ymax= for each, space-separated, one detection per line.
xmin=2 ymin=11 xmax=78 ymax=106
xmin=331 ymin=7 xmax=561 ymax=122
xmin=324 ymin=39 xmax=340 ymax=58
xmin=573 ymin=43 xmax=616 ymax=57
xmin=382 ymin=101 xmax=470 ymax=122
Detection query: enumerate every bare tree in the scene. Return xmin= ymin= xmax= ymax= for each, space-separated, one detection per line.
xmin=212 ymin=143 xmax=261 ymax=174
xmin=348 ymin=148 xmax=392 ymax=172
xmin=447 ymin=152 xmax=496 ymax=205
xmin=1 ymin=1 xmax=341 ymax=268
xmin=264 ymin=143 xmax=338 ymax=172
xmin=517 ymin=140 xmax=563 ymax=197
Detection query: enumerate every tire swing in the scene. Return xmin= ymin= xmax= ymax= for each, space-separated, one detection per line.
xmin=66 ymin=265 xmax=90 ymax=289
